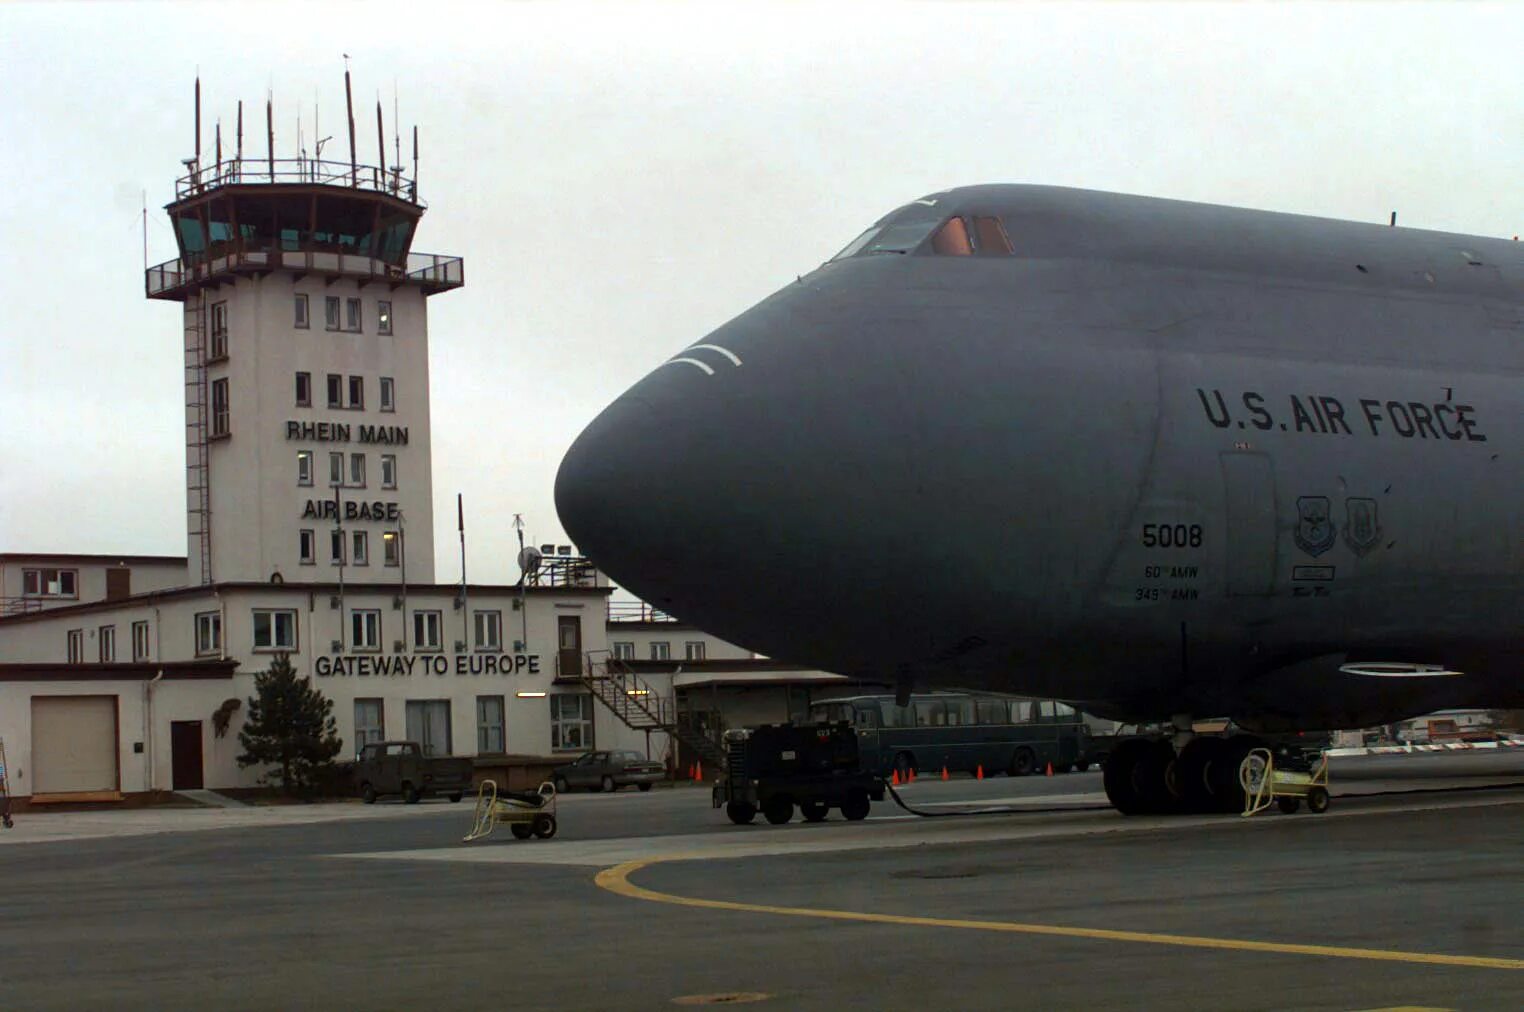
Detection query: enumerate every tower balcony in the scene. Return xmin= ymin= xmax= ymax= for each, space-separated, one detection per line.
xmin=146 ymin=246 xmax=463 ymax=301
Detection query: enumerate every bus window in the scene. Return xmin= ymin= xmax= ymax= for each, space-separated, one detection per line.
xmin=975 ymin=699 xmax=1006 ymax=725
xmin=914 ymin=700 xmax=945 ymax=726
xmin=944 ymin=698 xmax=974 ymax=726
xmin=852 ymin=704 xmax=880 ymax=728
xmin=1037 ymin=700 xmax=1059 ymax=722
xmin=885 ymin=704 xmax=914 ymax=728
xmin=1010 ymin=700 xmax=1034 ymax=724
xmin=1054 ymin=702 xmax=1077 ymax=719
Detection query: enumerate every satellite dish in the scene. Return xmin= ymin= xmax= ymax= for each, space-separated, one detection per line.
xmin=517 ymin=546 xmax=543 ymax=575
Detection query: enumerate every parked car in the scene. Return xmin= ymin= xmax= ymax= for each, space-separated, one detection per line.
xmin=354 ymin=741 xmax=473 ymax=804
xmin=552 ymin=750 xmax=664 ymax=793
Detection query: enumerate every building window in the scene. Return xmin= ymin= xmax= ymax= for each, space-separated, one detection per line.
xmin=377 ymin=300 xmax=392 ymax=335
xmin=354 ymin=699 xmax=385 ymax=752
xmin=326 ymin=373 xmax=343 ymax=408
xmin=195 ymin=611 xmax=221 ymax=656
xmin=383 ymin=530 xmax=401 ymax=567
xmin=329 ymin=451 xmax=343 ymax=487
xmin=297 ymin=450 xmax=314 ymax=486
xmin=685 ymin=641 xmax=706 ymax=661
xmin=209 ymin=301 xmax=228 ymax=360
xmin=405 ymin=700 xmax=452 ymax=757
xmin=349 ymin=452 xmax=366 ymax=488
xmin=379 ymin=376 xmax=395 ymax=412
xmin=414 ymin=610 xmax=442 ymax=651
xmin=351 ymin=609 xmax=381 ymax=651
xmin=98 ymin=625 xmax=116 ymax=662
xmin=346 ymin=297 xmax=362 ymax=332
xmin=380 ymin=454 xmax=397 ymax=489
xmin=325 ymin=295 xmax=340 ymax=331
xmin=132 ymin=620 xmax=150 ymax=662
xmin=294 ymin=293 xmax=309 ymax=329
xmin=352 ymin=530 xmax=369 ymax=566
xmin=550 ymin=694 xmax=592 ymax=751
xmin=611 ymin=641 xmax=634 ymax=660
xmin=348 ymin=375 xmax=364 ymax=410
xmin=23 ymin=568 xmax=77 ymax=598
xmin=210 ymin=378 xmax=230 ymax=437
xmin=67 ymin=629 xmax=84 ymax=663
xmin=295 ymin=372 xmax=311 ymax=407
xmin=299 ymin=529 xmax=316 ymax=565
xmin=252 ymin=609 xmax=298 ymax=651
xmin=477 ymin=695 xmax=506 ymax=754
xmin=474 ymin=610 xmax=502 ymax=652
xmin=330 ymin=529 xmax=345 ymax=565
xmin=650 ymin=641 xmax=671 ymax=661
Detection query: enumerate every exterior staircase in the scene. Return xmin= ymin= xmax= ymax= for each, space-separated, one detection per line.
xmin=577 ymin=654 xmax=727 ymax=774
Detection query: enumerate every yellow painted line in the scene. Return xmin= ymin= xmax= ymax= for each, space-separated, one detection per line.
xmin=595 ymin=858 xmax=1524 ymax=971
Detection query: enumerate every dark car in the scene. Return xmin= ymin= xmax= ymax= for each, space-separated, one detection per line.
xmin=552 ymin=750 xmax=664 ymax=793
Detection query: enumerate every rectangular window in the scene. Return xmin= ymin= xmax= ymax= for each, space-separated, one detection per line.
xmin=477 ymin=695 xmax=506 ymax=753
xmin=325 ymin=295 xmax=340 ymax=330
xmin=329 ymin=450 xmax=344 ymax=487
xmin=132 ymin=620 xmax=150 ymax=662
xmin=326 ymin=373 xmax=343 ymax=408
xmin=550 ymin=694 xmax=593 ymax=751
xmin=413 ymin=610 xmax=442 ymax=651
xmin=195 ymin=611 xmax=221 ymax=656
xmin=405 ymin=700 xmax=452 ymax=757
xmin=98 ymin=625 xmax=116 ymax=663
xmin=377 ymin=300 xmax=392 ymax=335
xmin=67 ymin=628 xmax=84 ymax=663
xmin=379 ymin=376 xmax=395 ymax=412
xmin=297 ymin=450 xmax=313 ymax=486
xmin=380 ymin=454 xmax=397 ymax=489
xmin=252 ymin=609 xmax=298 ymax=651
xmin=346 ymin=297 xmax=362 ymax=332
xmin=23 ymin=568 xmax=78 ymax=598
xmin=352 ymin=530 xmax=369 ymax=566
xmin=685 ymin=641 xmax=706 ymax=661
xmin=650 ymin=641 xmax=670 ymax=661
xmin=330 ymin=529 xmax=345 ymax=565
xmin=354 ymin=699 xmax=385 ymax=752
xmin=382 ymin=530 xmax=400 ymax=567
xmin=349 ymin=452 xmax=366 ymax=488
xmin=295 ymin=372 xmax=311 ymax=407
xmin=209 ymin=301 xmax=228 ymax=359
xmin=348 ymin=375 xmax=364 ymax=409
xmin=611 ymin=641 xmax=634 ymax=660
xmin=351 ymin=609 xmax=381 ymax=651
xmin=294 ymin=293 xmax=309 ymax=329
xmin=474 ymin=610 xmax=502 ymax=651
xmin=975 ymin=699 xmax=1007 ymax=725
xmin=210 ymin=378 xmax=230 ymax=437
xmin=299 ymin=529 xmax=316 ymax=565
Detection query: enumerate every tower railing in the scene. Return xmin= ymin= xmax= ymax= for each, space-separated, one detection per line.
xmin=175 ymin=156 xmax=421 ymax=204
xmin=146 ymin=248 xmax=463 ymax=300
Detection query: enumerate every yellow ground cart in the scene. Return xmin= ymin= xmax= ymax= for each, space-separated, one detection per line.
xmin=463 ymin=780 xmax=558 ymax=842
xmin=1240 ymin=747 xmax=1330 ymax=817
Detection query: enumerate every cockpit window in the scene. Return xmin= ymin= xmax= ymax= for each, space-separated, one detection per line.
xmin=972 ymin=216 xmax=1013 ymax=255
xmin=831 ymin=205 xmax=1015 ymax=261
xmin=930 ymin=217 xmax=972 ymax=256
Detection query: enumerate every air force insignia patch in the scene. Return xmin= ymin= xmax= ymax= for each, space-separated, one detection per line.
xmin=1294 ymin=496 xmax=1336 ymax=557
xmin=1343 ymin=497 xmax=1382 ymax=557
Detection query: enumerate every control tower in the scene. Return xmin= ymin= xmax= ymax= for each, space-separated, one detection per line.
xmin=145 ymin=78 xmax=462 ymax=586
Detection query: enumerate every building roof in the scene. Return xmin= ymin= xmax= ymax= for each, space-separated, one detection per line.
xmin=0 ymin=552 xmax=187 ymax=566
xmin=0 ymin=659 xmax=239 ymax=681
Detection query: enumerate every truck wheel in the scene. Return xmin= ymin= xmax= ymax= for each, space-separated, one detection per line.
xmin=554 ymin=777 xmax=568 ymax=793
xmin=510 ymin=823 xmax=534 ymax=840
xmin=841 ymin=789 xmax=871 ymax=821
xmin=402 ymin=782 xmax=420 ymax=804
xmin=638 ymin=783 xmax=652 ymax=792
xmin=800 ymin=801 xmax=829 ymax=822
xmin=1306 ymin=786 xmax=1330 ymax=814
xmin=726 ymin=801 xmax=757 ymax=825
xmin=361 ymin=783 xmax=377 ymax=805
xmin=762 ymin=796 xmax=794 ymax=825
xmin=533 ymin=814 xmax=557 ymax=839
xmin=1010 ymin=748 xmax=1036 ymax=777
xmin=448 ymin=792 xmax=462 ymax=803
xmin=601 ymin=775 xmax=615 ymax=793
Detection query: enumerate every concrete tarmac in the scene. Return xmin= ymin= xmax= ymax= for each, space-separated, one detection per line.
xmin=1 ymin=751 xmax=1521 ymax=1010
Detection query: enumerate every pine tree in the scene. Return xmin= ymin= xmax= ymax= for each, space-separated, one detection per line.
xmin=236 ymin=653 xmax=343 ymax=795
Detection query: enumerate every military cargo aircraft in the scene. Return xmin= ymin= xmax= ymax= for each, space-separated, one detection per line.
xmin=555 ymin=185 xmax=1522 ymax=815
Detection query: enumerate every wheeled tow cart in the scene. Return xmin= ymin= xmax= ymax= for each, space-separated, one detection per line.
xmin=1241 ymin=747 xmax=1330 ymax=817
xmin=462 ymin=780 xmax=558 ymax=842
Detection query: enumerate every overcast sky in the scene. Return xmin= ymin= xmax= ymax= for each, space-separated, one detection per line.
xmin=2 ymin=1 xmax=1522 ymax=587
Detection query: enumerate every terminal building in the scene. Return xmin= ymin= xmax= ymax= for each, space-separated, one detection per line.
xmin=0 ymin=82 xmax=849 ymax=805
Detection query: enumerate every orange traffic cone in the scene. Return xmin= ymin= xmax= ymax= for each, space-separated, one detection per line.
xmin=695 ymin=760 xmax=703 ymax=781
xmin=908 ymin=768 xmax=916 ymax=783
xmin=976 ymin=765 xmax=984 ymax=780
xmin=1045 ymin=762 xmax=1054 ymax=777
xmin=941 ymin=766 xmax=949 ymax=782
xmin=891 ymin=769 xmax=901 ymax=786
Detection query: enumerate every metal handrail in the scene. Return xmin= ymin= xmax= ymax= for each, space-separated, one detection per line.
xmin=145 ymin=247 xmax=462 ymax=297
xmin=175 ymin=157 xmax=421 ymax=204
xmin=0 ymin=597 xmax=44 ymax=617
xmin=606 ymin=601 xmax=678 ymax=624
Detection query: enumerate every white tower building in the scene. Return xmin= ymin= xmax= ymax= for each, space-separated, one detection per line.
xmin=145 ymin=90 xmax=462 ymax=588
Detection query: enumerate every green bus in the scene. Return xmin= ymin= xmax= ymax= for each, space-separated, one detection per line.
xmin=807 ymin=692 xmax=1090 ymax=778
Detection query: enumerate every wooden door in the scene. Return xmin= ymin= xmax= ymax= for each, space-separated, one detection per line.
xmin=170 ymin=720 xmax=204 ymax=790
xmin=105 ymin=567 xmax=131 ymax=601
xmin=558 ymin=615 xmax=583 ymax=677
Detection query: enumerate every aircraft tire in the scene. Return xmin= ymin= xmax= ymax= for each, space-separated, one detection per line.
xmin=1176 ymin=737 xmax=1228 ymax=814
xmin=1102 ymin=738 xmax=1156 ymax=815
xmin=1135 ymin=740 xmax=1182 ymax=814
xmin=1208 ymin=736 xmax=1263 ymax=813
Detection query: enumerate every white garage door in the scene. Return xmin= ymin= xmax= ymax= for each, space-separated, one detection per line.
xmin=31 ymin=696 xmax=118 ymax=794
